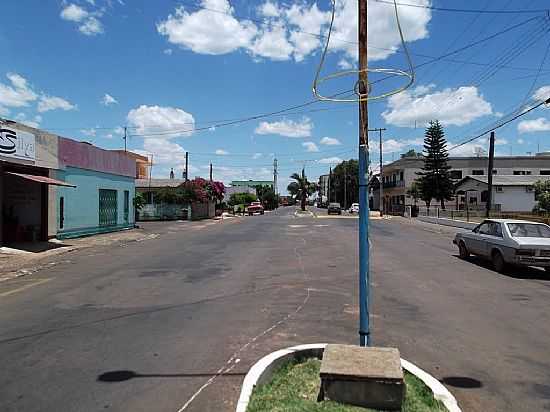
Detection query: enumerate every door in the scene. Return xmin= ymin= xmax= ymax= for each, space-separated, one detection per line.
xmin=99 ymin=189 xmax=118 ymax=227
xmin=479 ymin=221 xmax=505 ymax=257
xmin=467 ymin=222 xmax=490 ymax=256
xmin=123 ymin=190 xmax=129 ymax=224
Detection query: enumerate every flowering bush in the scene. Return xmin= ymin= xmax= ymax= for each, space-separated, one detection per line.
xmin=174 ymin=178 xmax=225 ymax=203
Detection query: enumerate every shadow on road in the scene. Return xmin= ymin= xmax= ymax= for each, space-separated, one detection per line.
xmin=453 ymin=255 xmax=550 ymax=281
xmin=441 ymin=376 xmax=483 ymax=389
xmin=97 ymin=370 xmax=246 ymax=382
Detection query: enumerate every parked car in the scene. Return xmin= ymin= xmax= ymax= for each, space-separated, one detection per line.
xmin=328 ymin=202 xmax=342 ymax=215
xmin=246 ymin=201 xmax=264 ymax=216
xmin=349 ymin=203 xmax=359 ymax=214
xmin=453 ymin=219 xmax=550 ymax=272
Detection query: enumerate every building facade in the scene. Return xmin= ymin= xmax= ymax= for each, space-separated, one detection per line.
xmin=230 ymin=180 xmax=274 ymax=191
xmin=376 ymin=154 xmax=550 ymax=214
xmin=1 ymin=121 xmax=137 ymax=244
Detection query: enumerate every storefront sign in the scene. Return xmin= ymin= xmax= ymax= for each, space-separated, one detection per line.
xmin=0 ymin=127 xmax=36 ymax=161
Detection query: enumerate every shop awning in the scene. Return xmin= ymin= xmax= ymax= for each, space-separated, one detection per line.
xmin=6 ymin=172 xmax=76 ymax=188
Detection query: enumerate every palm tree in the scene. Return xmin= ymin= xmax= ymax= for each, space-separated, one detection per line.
xmin=288 ymin=170 xmax=317 ymax=211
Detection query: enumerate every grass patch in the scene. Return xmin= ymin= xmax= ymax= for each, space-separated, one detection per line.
xmin=247 ymin=358 xmax=446 ymax=412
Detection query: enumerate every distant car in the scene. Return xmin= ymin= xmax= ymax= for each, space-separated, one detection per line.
xmin=247 ymin=201 xmax=264 ymax=216
xmin=328 ymin=203 xmax=342 ymax=215
xmin=453 ymin=219 xmax=550 ymax=272
xmin=349 ymin=203 xmax=359 ymax=214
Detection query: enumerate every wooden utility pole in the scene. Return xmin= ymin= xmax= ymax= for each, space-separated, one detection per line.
xmin=344 ymin=165 xmax=347 ymax=209
xmin=209 ymin=162 xmax=213 ymax=181
xmin=486 ymin=131 xmax=495 ymax=217
xmin=358 ymin=0 xmax=370 ymax=347
xmin=123 ymin=127 xmax=127 ymax=152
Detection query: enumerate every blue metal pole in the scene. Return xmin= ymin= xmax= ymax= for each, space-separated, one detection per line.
xmin=358 ymin=143 xmax=370 ymax=347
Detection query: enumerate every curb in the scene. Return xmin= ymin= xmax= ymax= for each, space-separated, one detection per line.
xmin=235 ymin=343 xmax=461 ymax=412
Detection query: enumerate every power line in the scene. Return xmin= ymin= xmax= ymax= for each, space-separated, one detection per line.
xmin=448 ymin=97 xmax=550 ymax=152
xmin=373 ymin=0 xmax=548 ymax=14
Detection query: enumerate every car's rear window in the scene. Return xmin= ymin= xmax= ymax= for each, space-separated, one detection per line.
xmin=507 ymin=223 xmax=550 ymax=238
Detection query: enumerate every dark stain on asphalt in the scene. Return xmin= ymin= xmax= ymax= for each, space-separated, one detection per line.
xmin=441 ymin=376 xmax=483 ymax=389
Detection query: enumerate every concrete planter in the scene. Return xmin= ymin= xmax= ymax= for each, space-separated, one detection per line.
xmin=236 ymin=343 xmax=461 ymax=412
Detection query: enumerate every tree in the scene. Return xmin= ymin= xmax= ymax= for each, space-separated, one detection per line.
xmin=407 ymin=181 xmax=420 ymax=207
xmin=332 ymin=159 xmax=359 ymax=209
xmin=255 ymin=185 xmax=278 ymax=210
xmin=416 ymin=120 xmax=454 ymax=209
xmin=401 ymin=149 xmax=418 ymax=159
xmin=288 ymin=171 xmax=317 ymax=211
xmin=228 ymin=192 xmax=257 ymax=206
xmin=534 ymin=180 xmax=550 ymax=212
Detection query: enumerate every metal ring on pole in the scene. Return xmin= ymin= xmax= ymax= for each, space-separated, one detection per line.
xmin=312 ymin=0 xmax=415 ymax=103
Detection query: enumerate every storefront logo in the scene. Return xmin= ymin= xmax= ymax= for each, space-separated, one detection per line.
xmin=0 ymin=127 xmax=36 ymax=161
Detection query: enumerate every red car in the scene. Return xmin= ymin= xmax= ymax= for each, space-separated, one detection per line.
xmin=247 ymin=201 xmax=265 ymax=216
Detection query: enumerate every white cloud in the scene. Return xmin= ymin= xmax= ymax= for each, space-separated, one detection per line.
xmin=157 ymin=2 xmax=257 ymax=55
xmin=329 ymin=0 xmax=431 ymax=61
xmin=215 ymin=149 xmax=229 ymax=155
xmin=302 ymin=141 xmax=319 ymax=152
xmin=101 ymin=93 xmax=118 ymax=106
xmin=517 ymin=138 xmax=525 ymax=144
xmin=318 ymin=157 xmax=343 ymax=164
xmin=0 ymin=73 xmax=37 ymax=108
xmin=38 ymin=95 xmax=77 ymax=113
xmin=80 ymin=128 xmax=97 ymax=137
xmin=14 ymin=113 xmax=41 ymax=128
xmin=517 ymin=117 xmax=550 ymax=133
xmin=60 ymin=4 xmax=88 ymax=22
xmin=320 ymin=136 xmax=341 ymax=145
xmin=370 ymin=137 xmax=423 ymax=154
xmin=127 ymin=105 xmax=195 ymax=138
xmin=382 ymin=85 xmax=492 ymax=127
xmin=79 ymin=16 xmax=103 ymax=35
xmin=60 ymin=3 xmax=104 ymax=36
xmin=163 ymin=48 xmax=173 ymax=55
xmin=495 ymin=138 xmax=508 ymax=145
xmin=258 ymin=1 xmax=280 ymax=18
xmin=338 ymin=59 xmax=353 ymax=70
xmin=252 ymin=152 xmax=262 ymax=159
xmin=200 ymin=164 xmax=272 ymax=184
xmin=249 ymin=22 xmax=294 ymax=61
xmin=533 ymin=86 xmax=550 ymax=102
xmin=448 ymin=141 xmax=487 ymax=157
xmin=157 ymin=0 xmax=430 ymax=63
xmin=255 ymin=117 xmax=312 ymax=137
xmin=143 ymin=137 xmax=188 ymax=167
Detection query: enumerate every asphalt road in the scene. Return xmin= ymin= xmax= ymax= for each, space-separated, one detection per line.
xmin=1 ymin=208 xmax=550 ymax=412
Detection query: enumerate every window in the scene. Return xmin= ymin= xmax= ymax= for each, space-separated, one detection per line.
xmin=469 ymin=196 xmax=478 ymax=204
xmin=478 ymin=223 xmax=490 ymax=234
xmin=472 ymin=170 xmax=484 ymax=175
xmin=507 ymin=223 xmax=550 ymax=238
xmin=513 ymin=170 xmax=532 ymax=175
xmin=540 ymin=170 xmax=550 ymax=175
xmin=59 ymin=197 xmax=64 ymax=229
xmin=495 ymin=186 xmax=503 ymax=192
xmin=399 ymin=171 xmax=404 ymax=181
xmin=480 ymin=222 xmax=503 ymax=237
xmin=492 ymin=169 xmax=497 ymax=174
xmin=450 ymin=170 xmax=462 ymax=180
xmin=526 ymin=186 xmax=534 ymax=193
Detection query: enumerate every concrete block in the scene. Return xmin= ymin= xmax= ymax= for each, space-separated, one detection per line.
xmin=320 ymin=344 xmax=405 ymax=410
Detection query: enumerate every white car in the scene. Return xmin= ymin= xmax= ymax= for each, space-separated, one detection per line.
xmin=454 ymin=219 xmax=550 ymax=272
xmin=349 ymin=203 xmax=359 ymax=214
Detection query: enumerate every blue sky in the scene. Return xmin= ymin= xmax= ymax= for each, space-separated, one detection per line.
xmin=2 ymin=0 xmax=550 ymax=191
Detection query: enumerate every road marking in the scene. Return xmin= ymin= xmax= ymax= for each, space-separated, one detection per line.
xmin=0 ymin=278 xmax=52 ymax=297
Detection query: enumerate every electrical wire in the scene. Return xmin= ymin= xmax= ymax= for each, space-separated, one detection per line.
xmin=373 ymin=0 xmax=548 ymax=15
xmin=448 ymin=97 xmax=550 ymax=153
xmin=312 ymin=0 xmax=414 ymax=102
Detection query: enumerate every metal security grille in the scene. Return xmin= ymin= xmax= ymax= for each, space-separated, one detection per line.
xmin=99 ymin=189 xmax=118 ymax=227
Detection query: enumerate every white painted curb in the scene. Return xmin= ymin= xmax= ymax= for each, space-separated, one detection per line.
xmin=235 ymin=343 xmax=461 ymax=412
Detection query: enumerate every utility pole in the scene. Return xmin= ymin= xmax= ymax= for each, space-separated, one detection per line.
xmin=344 ymin=165 xmax=347 ymax=210
xmin=358 ymin=0 xmax=370 ymax=347
xmin=209 ymin=162 xmax=213 ymax=181
xmin=486 ymin=131 xmax=495 ymax=218
xmin=123 ymin=126 xmax=127 ymax=152
xmin=328 ymin=166 xmax=332 ymax=203
xmin=184 ymin=152 xmax=189 ymax=180
xmin=368 ymin=127 xmax=386 ymax=216
xmin=273 ymin=158 xmax=278 ymax=195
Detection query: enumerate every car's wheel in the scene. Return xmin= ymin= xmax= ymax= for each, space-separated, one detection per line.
xmin=492 ymin=250 xmax=506 ymax=273
xmin=458 ymin=241 xmax=469 ymax=259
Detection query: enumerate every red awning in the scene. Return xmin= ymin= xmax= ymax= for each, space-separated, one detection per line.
xmin=6 ymin=172 xmax=76 ymax=188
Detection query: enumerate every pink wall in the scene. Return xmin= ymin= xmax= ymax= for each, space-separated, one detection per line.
xmin=58 ymin=138 xmax=135 ymax=178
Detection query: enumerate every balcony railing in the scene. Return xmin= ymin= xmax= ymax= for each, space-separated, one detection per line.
xmin=383 ymin=180 xmax=405 ymax=188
